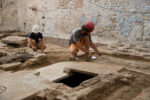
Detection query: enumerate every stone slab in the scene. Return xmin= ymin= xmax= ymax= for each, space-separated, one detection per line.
xmin=1 ymin=36 xmax=27 ymax=47
xmin=35 ymin=62 xmax=68 ymax=82
xmin=0 ymin=71 xmax=51 ymax=100
xmin=35 ymin=62 xmax=125 ymax=82
xmin=65 ymin=62 xmax=125 ymax=75
xmin=0 ymin=62 xmax=22 ymax=71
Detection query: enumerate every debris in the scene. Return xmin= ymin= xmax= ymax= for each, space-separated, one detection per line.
xmin=120 ymin=78 xmax=131 ymax=85
xmin=0 ymin=50 xmax=7 ymax=57
xmin=92 ymin=56 xmax=97 ymax=60
xmin=21 ymin=58 xmax=38 ymax=68
xmin=35 ymin=91 xmax=46 ymax=100
xmin=0 ymin=53 xmax=33 ymax=64
xmin=132 ymin=88 xmax=150 ymax=100
xmin=0 ymin=34 xmax=5 ymax=39
xmin=34 ymin=72 xmax=40 ymax=77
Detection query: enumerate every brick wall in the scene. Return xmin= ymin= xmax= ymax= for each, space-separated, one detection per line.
xmin=2 ymin=0 xmax=150 ymax=46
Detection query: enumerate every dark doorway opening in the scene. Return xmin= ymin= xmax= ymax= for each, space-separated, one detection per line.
xmin=57 ymin=71 xmax=96 ymax=88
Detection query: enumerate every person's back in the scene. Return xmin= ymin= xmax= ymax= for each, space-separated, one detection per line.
xmin=69 ymin=22 xmax=102 ymax=60
xmin=28 ymin=32 xmax=43 ymax=44
xmin=69 ymin=28 xmax=82 ymax=45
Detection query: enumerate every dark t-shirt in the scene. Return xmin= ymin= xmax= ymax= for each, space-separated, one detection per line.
xmin=28 ymin=32 xmax=43 ymax=43
xmin=69 ymin=28 xmax=92 ymax=45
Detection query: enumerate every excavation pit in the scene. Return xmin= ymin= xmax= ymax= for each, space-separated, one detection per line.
xmin=56 ymin=71 xmax=97 ymax=88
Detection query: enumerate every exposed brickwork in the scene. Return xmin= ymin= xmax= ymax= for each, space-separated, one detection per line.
xmin=1 ymin=0 xmax=150 ymax=46
xmin=59 ymin=0 xmax=69 ymax=9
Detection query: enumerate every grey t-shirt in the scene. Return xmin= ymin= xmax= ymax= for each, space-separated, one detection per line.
xmin=69 ymin=28 xmax=92 ymax=45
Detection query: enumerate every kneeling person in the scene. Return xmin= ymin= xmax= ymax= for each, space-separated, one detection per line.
xmin=28 ymin=25 xmax=46 ymax=52
xmin=69 ymin=22 xmax=102 ymax=59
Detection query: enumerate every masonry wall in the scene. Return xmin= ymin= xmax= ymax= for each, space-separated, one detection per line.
xmin=1 ymin=0 xmax=150 ymax=46
xmin=0 ymin=0 xmax=18 ymax=32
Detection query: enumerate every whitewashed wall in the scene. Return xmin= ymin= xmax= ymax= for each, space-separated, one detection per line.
xmin=1 ymin=0 xmax=150 ymax=46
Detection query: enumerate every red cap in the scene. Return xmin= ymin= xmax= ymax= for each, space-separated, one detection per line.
xmin=83 ymin=22 xmax=95 ymax=32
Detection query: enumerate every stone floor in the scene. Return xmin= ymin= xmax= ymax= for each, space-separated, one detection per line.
xmin=0 ymin=62 xmax=129 ymax=100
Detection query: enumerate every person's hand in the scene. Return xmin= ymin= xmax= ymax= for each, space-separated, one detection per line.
xmin=97 ymin=51 xmax=102 ymax=56
xmin=88 ymin=52 xmax=92 ymax=58
xmin=32 ymin=46 xmax=37 ymax=51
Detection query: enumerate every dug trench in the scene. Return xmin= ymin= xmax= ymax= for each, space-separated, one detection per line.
xmin=1 ymin=43 xmax=150 ymax=100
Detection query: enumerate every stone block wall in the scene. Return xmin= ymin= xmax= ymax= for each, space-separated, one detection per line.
xmin=1 ymin=0 xmax=150 ymax=46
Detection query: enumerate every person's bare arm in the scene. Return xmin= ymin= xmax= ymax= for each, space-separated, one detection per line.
xmin=84 ymin=36 xmax=90 ymax=52
xmin=90 ymin=42 xmax=102 ymax=56
xmin=29 ymin=38 xmax=35 ymax=47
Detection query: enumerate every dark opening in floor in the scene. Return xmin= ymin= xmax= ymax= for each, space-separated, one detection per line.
xmin=7 ymin=43 xmax=20 ymax=48
xmin=57 ymin=71 xmax=96 ymax=88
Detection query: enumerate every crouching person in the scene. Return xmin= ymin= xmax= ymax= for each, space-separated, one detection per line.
xmin=69 ymin=22 xmax=102 ymax=60
xmin=28 ymin=24 xmax=46 ymax=52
